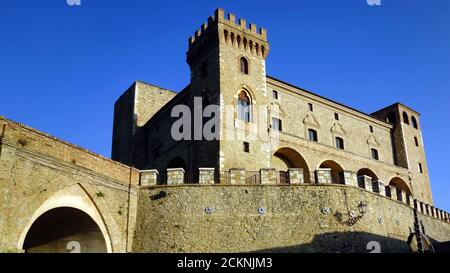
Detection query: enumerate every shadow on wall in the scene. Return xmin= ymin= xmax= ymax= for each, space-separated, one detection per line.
xmin=253 ymin=231 xmax=410 ymax=253
xmin=430 ymin=239 xmax=450 ymax=253
xmin=253 ymin=231 xmax=450 ymax=253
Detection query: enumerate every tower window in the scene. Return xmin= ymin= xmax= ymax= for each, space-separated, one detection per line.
xmin=412 ymin=116 xmax=418 ymax=129
xmin=371 ymin=148 xmax=379 ymax=160
xmin=308 ymin=103 xmax=313 ymax=112
xmin=403 ymin=111 xmax=409 ymax=124
xmin=369 ymin=125 xmax=374 ymax=133
xmin=335 ymin=137 xmax=345 ymax=150
xmin=243 ymin=142 xmax=250 ymax=153
xmin=272 ymin=90 xmax=279 ymax=100
xmin=334 ymin=113 xmax=339 ymax=121
xmin=240 ymin=57 xmax=249 ymax=74
xmin=308 ymin=129 xmax=318 ymax=142
xmin=237 ymin=91 xmax=252 ymax=123
xmin=272 ymin=117 xmax=282 ymax=131
xmin=414 ymin=137 xmax=419 ymax=147
xmin=418 ymin=163 xmax=423 ymax=173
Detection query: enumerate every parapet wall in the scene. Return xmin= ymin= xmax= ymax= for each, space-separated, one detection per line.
xmin=132 ymin=183 xmax=450 ymax=253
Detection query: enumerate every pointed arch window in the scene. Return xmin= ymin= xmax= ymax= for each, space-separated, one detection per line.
xmin=412 ymin=116 xmax=418 ymax=129
xmin=237 ymin=91 xmax=252 ymax=123
xmin=240 ymin=57 xmax=249 ymax=74
xmin=403 ymin=111 xmax=410 ymax=124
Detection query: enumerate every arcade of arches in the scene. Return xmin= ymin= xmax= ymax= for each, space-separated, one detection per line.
xmin=272 ymin=148 xmax=310 ymax=183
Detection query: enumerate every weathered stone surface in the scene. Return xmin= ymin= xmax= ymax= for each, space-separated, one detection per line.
xmin=229 ymin=168 xmax=246 ymax=185
xmin=289 ymin=168 xmax=304 ymax=184
xmin=199 ymin=168 xmax=215 ymax=185
xmin=133 ymin=184 xmax=450 ymax=253
xmin=167 ymin=168 xmax=185 ymax=185
xmin=260 ymin=168 xmax=276 ymax=185
xmin=316 ymin=169 xmax=332 ymax=184
xmin=140 ymin=170 xmax=158 ymax=186
xmin=343 ymin=171 xmax=357 ymax=187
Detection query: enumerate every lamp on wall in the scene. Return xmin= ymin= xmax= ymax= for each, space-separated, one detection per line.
xmin=358 ymin=201 xmax=368 ymax=215
xmin=335 ymin=201 xmax=368 ymax=227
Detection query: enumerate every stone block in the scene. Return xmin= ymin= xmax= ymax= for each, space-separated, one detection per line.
xmin=199 ymin=168 xmax=215 ymax=185
xmin=229 ymin=168 xmax=245 ymax=185
xmin=343 ymin=171 xmax=357 ymax=187
xmin=260 ymin=168 xmax=276 ymax=185
xmin=139 ymin=170 xmax=159 ymax=186
xmin=167 ymin=168 xmax=185 ymax=185
xmin=288 ymin=168 xmax=304 ymax=184
xmin=316 ymin=168 xmax=332 ymax=184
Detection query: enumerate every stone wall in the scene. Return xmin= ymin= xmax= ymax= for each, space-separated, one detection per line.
xmin=0 ymin=117 xmax=139 ymax=253
xmin=132 ymin=184 xmax=450 ymax=253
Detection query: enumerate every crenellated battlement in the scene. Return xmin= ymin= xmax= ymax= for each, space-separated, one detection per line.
xmin=188 ymin=8 xmax=269 ymax=60
xmin=139 ymin=167 xmax=450 ymax=224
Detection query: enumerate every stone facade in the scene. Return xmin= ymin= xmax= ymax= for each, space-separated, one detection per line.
xmin=109 ymin=8 xmax=433 ymax=206
xmin=132 ymin=184 xmax=450 ymax=253
xmin=0 ymin=8 xmax=447 ymax=253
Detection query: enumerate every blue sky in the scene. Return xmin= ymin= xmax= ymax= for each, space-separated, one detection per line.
xmin=0 ymin=0 xmax=449 ymax=210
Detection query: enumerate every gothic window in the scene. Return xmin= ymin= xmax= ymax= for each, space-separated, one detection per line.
xmin=237 ymin=91 xmax=251 ymax=123
xmin=240 ymin=57 xmax=249 ymax=74
xmin=403 ymin=111 xmax=409 ymax=124
xmin=412 ymin=116 xmax=418 ymax=129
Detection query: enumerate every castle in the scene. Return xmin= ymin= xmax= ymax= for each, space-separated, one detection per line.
xmin=112 ymin=8 xmax=431 ymax=204
xmin=0 ymin=8 xmax=449 ymax=253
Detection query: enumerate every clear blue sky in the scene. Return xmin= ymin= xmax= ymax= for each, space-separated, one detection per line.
xmin=0 ymin=1 xmax=449 ymax=211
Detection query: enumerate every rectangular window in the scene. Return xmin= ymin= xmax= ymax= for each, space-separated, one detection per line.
xmin=243 ymin=142 xmax=250 ymax=153
xmin=369 ymin=125 xmax=374 ymax=133
xmin=414 ymin=137 xmax=419 ymax=147
xmin=308 ymin=103 xmax=313 ymax=111
xmin=272 ymin=90 xmax=279 ymax=100
xmin=335 ymin=137 xmax=345 ymax=150
xmin=334 ymin=113 xmax=339 ymax=121
xmin=272 ymin=117 xmax=282 ymax=131
xmin=419 ymin=163 xmax=423 ymax=173
xmin=371 ymin=148 xmax=379 ymax=160
xmin=308 ymin=129 xmax=318 ymax=142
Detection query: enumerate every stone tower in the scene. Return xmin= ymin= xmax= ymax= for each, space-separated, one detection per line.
xmin=111 ymin=81 xmax=176 ymax=168
xmin=187 ymin=8 xmax=272 ymax=171
xmin=372 ymin=103 xmax=432 ymax=204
